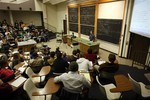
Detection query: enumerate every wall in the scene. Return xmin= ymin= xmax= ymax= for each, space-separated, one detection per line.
xmin=46 ymin=3 xmax=57 ymax=31
xmin=0 ymin=10 xmax=10 ymax=23
xmin=34 ymin=0 xmax=47 ymax=23
xmin=12 ymin=11 xmax=42 ymax=26
xmin=56 ymin=2 xmax=67 ymax=32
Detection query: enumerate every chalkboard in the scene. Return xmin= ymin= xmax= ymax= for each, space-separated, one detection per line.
xmin=80 ymin=6 xmax=95 ymax=15
xmin=69 ymin=23 xmax=78 ymax=32
xmin=97 ymin=19 xmax=122 ymax=44
xmin=68 ymin=8 xmax=78 ymax=23
xmin=80 ymin=6 xmax=95 ymax=25
xmin=81 ymin=25 xmax=94 ymax=35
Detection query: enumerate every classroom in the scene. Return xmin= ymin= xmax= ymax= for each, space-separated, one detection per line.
xmin=0 ymin=0 xmax=150 ymax=100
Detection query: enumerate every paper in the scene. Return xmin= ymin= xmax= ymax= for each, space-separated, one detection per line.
xmin=11 ymin=77 xmax=26 ymax=87
xmin=98 ymin=60 xmax=106 ymax=65
xmin=80 ymin=72 xmax=91 ymax=82
xmin=18 ymin=67 xmax=26 ymax=73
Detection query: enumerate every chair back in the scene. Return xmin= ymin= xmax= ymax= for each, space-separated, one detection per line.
xmin=128 ymin=73 xmax=141 ymax=95
xmin=25 ymin=67 xmax=34 ymax=78
xmin=23 ymin=78 xmax=36 ymax=98
xmin=96 ymin=75 xmax=107 ymax=99
xmin=96 ymin=75 xmax=121 ymax=100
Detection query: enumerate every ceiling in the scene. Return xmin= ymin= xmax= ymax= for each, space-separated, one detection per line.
xmin=0 ymin=0 xmax=29 ymax=4
xmin=43 ymin=0 xmax=97 ymax=5
xmin=0 ymin=0 xmax=97 ymax=5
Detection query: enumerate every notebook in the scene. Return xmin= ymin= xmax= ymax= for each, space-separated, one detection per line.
xmin=11 ymin=76 xmax=26 ymax=87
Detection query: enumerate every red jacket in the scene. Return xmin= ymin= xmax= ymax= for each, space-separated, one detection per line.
xmin=0 ymin=68 xmax=15 ymax=82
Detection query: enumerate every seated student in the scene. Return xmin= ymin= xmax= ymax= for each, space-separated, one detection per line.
xmin=98 ymin=54 xmax=119 ymax=73
xmin=9 ymin=51 xmax=24 ymax=69
xmin=84 ymin=48 xmax=97 ymax=64
xmin=54 ymin=61 xmax=91 ymax=100
xmin=67 ymin=50 xmax=78 ymax=62
xmin=30 ymin=52 xmax=44 ymax=73
xmin=95 ymin=53 xmax=119 ymax=84
xmin=51 ymin=51 xmax=69 ymax=75
xmin=0 ymin=79 xmax=13 ymax=98
xmin=76 ymin=53 xmax=93 ymax=72
xmin=0 ymin=56 xmax=15 ymax=82
xmin=47 ymin=51 xmax=55 ymax=66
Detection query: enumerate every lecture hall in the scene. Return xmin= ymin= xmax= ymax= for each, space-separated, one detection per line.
xmin=0 ymin=0 xmax=150 ymax=100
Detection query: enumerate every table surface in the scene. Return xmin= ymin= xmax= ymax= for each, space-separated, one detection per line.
xmin=110 ymin=74 xmax=132 ymax=92
xmin=73 ymin=37 xmax=99 ymax=46
xmin=32 ymin=78 xmax=60 ymax=96
xmin=17 ymin=39 xmax=37 ymax=46
xmin=32 ymin=66 xmax=51 ymax=77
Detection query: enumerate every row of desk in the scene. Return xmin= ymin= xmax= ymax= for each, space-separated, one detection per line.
xmin=7 ymin=62 xmax=60 ymax=100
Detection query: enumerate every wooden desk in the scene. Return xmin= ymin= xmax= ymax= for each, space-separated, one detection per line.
xmin=110 ymin=74 xmax=132 ymax=98
xmin=17 ymin=39 xmax=37 ymax=52
xmin=32 ymin=78 xmax=60 ymax=100
xmin=67 ymin=37 xmax=100 ymax=54
xmin=32 ymin=66 xmax=51 ymax=82
xmin=14 ymin=62 xmax=25 ymax=70
xmin=110 ymin=75 xmax=132 ymax=92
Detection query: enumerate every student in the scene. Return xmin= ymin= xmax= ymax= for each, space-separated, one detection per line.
xmin=94 ymin=53 xmax=119 ymax=84
xmin=76 ymin=53 xmax=93 ymax=72
xmin=98 ymin=53 xmax=119 ymax=73
xmin=54 ymin=61 xmax=91 ymax=99
xmin=0 ymin=56 xmax=15 ymax=82
xmin=30 ymin=52 xmax=44 ymax=73
xmin=51 ymin=52 xmax=69 ymax=74
xmin=84 ymin=48 xmax=97 ymax=64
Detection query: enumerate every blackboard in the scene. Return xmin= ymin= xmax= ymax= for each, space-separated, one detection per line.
xmin=80 ymin=6 xmax=95 ymax=25
xmin=97 ymin=19 xmax=122 ymax=44
xmin=81 ymin=25 xmax=94 ymax=35
xmin=68 ymin=8 xmax=78 ymax=23
xmin=69 ymin=23 xmax=78 ymax=32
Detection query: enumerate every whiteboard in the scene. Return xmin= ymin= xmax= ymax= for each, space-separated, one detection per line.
xmin=98 ymin=1 xmax=125 ymax=19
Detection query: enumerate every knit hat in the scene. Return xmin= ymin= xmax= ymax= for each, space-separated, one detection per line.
xmin=69 ymin=61 xmax=78 ymax=72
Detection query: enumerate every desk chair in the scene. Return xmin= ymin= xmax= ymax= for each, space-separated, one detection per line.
xmin=98 ymin=71 xmax=116 ymax=85
xmin=23 ymin=78 xmax=51 ymax=100
xmin=32 ymin=66 xmax=51 ymax=87
xmin=96 ymin=75 xmax=121 ymax=100
xmin=59 ymin=87 xmax=82 ymax=100
xmin=32 ymin=78 xmax=60 ymax=100
xmin=128 ymin=73 xmax=150 ymax=99
xmin=25 ymin=67 xmax=44 ymax=84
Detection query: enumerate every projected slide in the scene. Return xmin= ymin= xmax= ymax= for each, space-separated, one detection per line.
xmin=130 ymin=0 xmax=150 ymax=38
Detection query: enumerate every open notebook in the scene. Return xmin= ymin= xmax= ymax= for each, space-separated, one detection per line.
xmin=10 ymin=76 xmax=27 ymax=87
xmin=80 ymin=72 xmax=91 ymax=82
